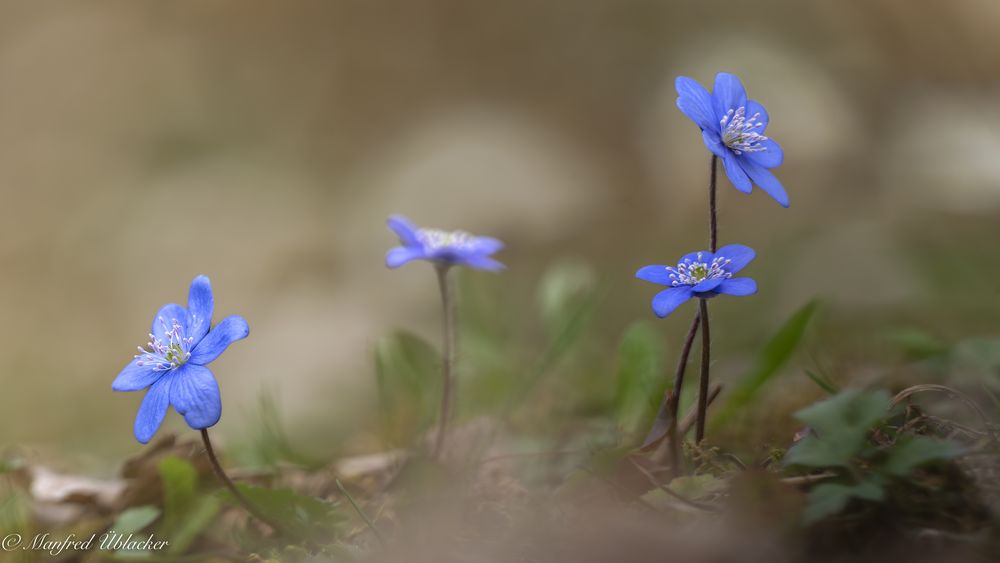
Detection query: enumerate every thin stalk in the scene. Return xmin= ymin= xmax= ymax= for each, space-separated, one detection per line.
xmin=336 ymin=478 xmax=385 ymax=546
xmin=709 ymin=154 xmax=718 ymax=252
xmin=432 ymin=264 xmax=456 ymax=459
xmin=663 ymin=311 xmax=701 ymax=471
xmin=200 ymin=429 xmax=284 ymax=535
xmin=693 ymin=154 xmax=718 ymax=443
xmin=641 ymin=310 xmax=700 ymax=454
xmin=644 ymin=155 xmax=720 ymax=460
xmin=695 ymin=299 xmax=711 ymax=442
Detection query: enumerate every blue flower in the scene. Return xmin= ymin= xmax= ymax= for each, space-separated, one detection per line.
xmin=676 ymin=73 xmax=788 ymax=207
xmin=636 ymin=244 xmax=758 ymax=318
xmin=112 ymin=275 xmax=249 ymax=444
xmin=385 ymin=215 xmax=505 ymax=271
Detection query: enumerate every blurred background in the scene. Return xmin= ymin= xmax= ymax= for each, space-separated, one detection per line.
xmin=2 ymin=0 xmax=1000 ymax=473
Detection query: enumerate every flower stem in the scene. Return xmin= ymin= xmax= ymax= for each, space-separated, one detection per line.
xmin=695 ymin=298 xmax=712 ymax=442
xmin=200 ymin=429 xmax=284 ymax=535
xmin=694 ymin=154 xmax=718 ymax=444
xmin=432 ymin=264 xmax=456 ymax=460
xmin=645 ymin=155 xmax=720 ymax=463
xmin=709 ymin=154 xmax=718 ymax=253
xmin=663 ymin=310 xmax=701 ymax=472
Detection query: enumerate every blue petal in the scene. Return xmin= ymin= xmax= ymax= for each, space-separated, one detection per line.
xmin=652 ymin=286 xmax=694 ymax=318
xmin=745 ymin=99 xmax=769 ymax=132
xmin=112 ymin=358 xmax=162 ymax=392
xmin=134 ymin=377 xmax=171 ymax=444
xmin=702 ymin=130 xmax=727 ymax=158
xmin=712 ymin=73 xmax=747 ymax=118
xmin=692 ymin=278 xmax=724 ymax=293
xmin=716 ymin=277 xmax=758 ymax=296
xmin=169 ymin=364 xmax=221 ymax=429
xmin=741 ymin=159 xmax=790 ymax=207
xmin=471 ymin=236 xmax=504 ymax=255
xmin=463 ymin=255 xmax=505 ymax=272
xmin=680 ymin=250 xmax=714 ymax=265
xmin=387 ymin=215 xmax=421 ymax=246
xmin=715 ymin=244 xmax=756 ymax=274
xmin=151 ymin=303 xmax=188 ymax=342
xmin=187 ymin=275 xmax=214 ymax=344
xmin=636 ymin=265 xmax=672 ymax=285
xmin=721 ymin=151 xmax=752 ymax=194
xmin=189 ymin=315 xmax=249 ymax=365
xmin=741 ymin=139 xmax=783 ymax=169
xmin=675 ymin=76 xmax=718 ymax=132
xmin=386 ymin=247 xmax=426 ymax=268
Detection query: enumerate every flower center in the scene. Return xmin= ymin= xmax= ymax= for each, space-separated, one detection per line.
xmin=667 ymin=253 xmax=733 ymax=287
xmin=135 ymin=317 xmax=193 ymax=371
xmin=720 ymin=107 xmax=768 ymax=155
xmin=418 ymin=228 xmax=475 ymax=252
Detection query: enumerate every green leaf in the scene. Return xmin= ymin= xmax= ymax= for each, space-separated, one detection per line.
xmin=109 ymin=506 xmax=162 ymax=560
xmin=535 ymin=260 xmax=600 ymax=372
xmin=110 ymin=506 xmax=161 ymax=535
xmin=374 ymin=330 xmax=441 ymax=446
xmin=157 ymin=456 xmax=198 ymax=534
xmin=613 ymin=322 xmax=666 ymax=436
xmin=538 ymin=260 xmax=597 ymax=328
xmin=170 ymin=496 xmax=220 ymax=554
xmin=712 ymin=300 xmax=820 ymax=430
xmin=669 ymin=474 xmax=727 ymax=499
xmin=883 ymin=436 xmax=962 ymax=477
xmin=882 ymin=328 xmax=949 ymax=360
xmin=238 ymin=391 xmax=321 ymax=469
xmin=804 ymin=369 xmax=839 ymax=395
xmin=785 ymin=389 xmax=890 ymax=468
xmin=795 ymin=389 xmax=889 ymax=434
xmin=156 ymin=456 xmax=219 ymax=555
xmin=223 ymin=484 xmax=343 ymax=541
xmin=802 ymin=480 xmax=884 ymax=525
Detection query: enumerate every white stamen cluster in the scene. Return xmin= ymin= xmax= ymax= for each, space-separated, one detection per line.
xmin=666 ymin=253 xmax=733 ymax=287
xmin=135 ymin=317 xmax=193 ymax=371
xmin=720 ymin=107 xmax=768 ymax=154
xmin=417 ymin=228 xmax=476 ymax=251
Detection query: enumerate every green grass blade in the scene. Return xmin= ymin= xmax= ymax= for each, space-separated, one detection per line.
xmin=804 ymin=369 xmax=839 ymax=395
xmin=711 ymin=300 xmax=820 ymax=431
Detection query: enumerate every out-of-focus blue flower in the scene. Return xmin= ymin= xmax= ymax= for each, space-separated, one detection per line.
xmin=112 ymin=275 xmax=249 ymax=444
xmin=675 ymin=73 xmax=788 ymax=207
xmin=636 ymin=244 xmax=758 ymax=318
xmin=385 ymin=215 xmax=504 ymax=271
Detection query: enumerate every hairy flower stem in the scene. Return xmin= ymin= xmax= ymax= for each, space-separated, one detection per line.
xmin=648 ymin=156 xmax=721 ymax=468
xmin=663 ymin=310 xmax=701 ymax=472
xmin=432 ymin=265 xmax=457 ymax=460
xmin=694 ymin=155 xmax=718 ymax=443
xmin=200 ymin=429 xmax=284 ymax=535
xmin=695 ymin=299 xmax=712 ymax=442
xmin=709 ymin=155 xmax=718 ymax=253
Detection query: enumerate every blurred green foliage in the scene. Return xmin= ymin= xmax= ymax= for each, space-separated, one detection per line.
xmin=158 ymin=456 xmax=221 ymax=555
xmin=613 ymin=322 xmax=666 ymax=441
xmin=712 ymin=300 xmax=820 ymax=430
xmin=785 ymin=389 xmax=962 ymax=524
xmin=374 ymin=330 xmax=441 ymax=447
xmin=225 ymin=484 xmax=343 ymax=543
